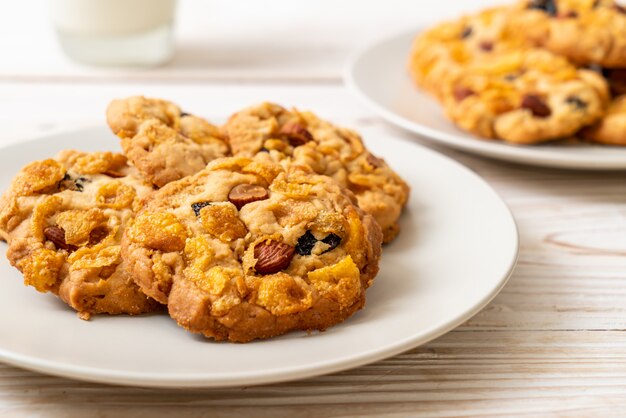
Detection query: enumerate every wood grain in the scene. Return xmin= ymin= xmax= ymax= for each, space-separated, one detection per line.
xmin=1 ymin=332 xmax=625 ymax=417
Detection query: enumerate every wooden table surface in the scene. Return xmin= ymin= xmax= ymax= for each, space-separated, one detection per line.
xmin=1 ymin=1 xmax=626 ymax=416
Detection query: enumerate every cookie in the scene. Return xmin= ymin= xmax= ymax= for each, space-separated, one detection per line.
xmin=442 ymin=49 xmax=609 ymax=143
xmin=581 ymin=95 xmax=626 ymax=145
xmin=122 ymin=157 xmax=383 ymax=342
xmin=513 ymin=0 xmax=626 ymax=68
xmin=0 ymin=151 xmax=161 ymax=318
xmin=106 ymin=96 xmax=229 ymax=187
xmin=409 ymin=8 xmax=610 ymax=143
xmin=408 ymin=7 xmax=527 ymax=99
xmin=223 ymin=102 xmax=409 ymax=243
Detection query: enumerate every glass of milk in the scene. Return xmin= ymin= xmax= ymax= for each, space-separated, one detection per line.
xmin=51 ymin=0 xmax=177 ymax=67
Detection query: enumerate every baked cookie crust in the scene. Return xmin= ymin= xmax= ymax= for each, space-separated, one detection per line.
xmin=106 ymin=96 xmax=229 ymax=187
xmin=408 ymin=8 xmax=610 ymax=143
xmin=123 ymin=157 xmax=383 ymax=342
xmin=513 ymin=0 xmax=626 ymax=68
xmin=582 ymin=95 xmax=626 ymax=145
xmin=0 ymin=151 xmax=161 ymax=318
xmin=224 ymin=103 xmax=409 ymax=242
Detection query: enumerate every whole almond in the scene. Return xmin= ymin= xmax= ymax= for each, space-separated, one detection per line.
xmin=44 ymin=226 xmax=77 ymax=251
xmin=279 ymin=122 xmax=313 ymax=146
xmin=453 ymin=86 xmax=476 ymax=101
xmin=229 ymin=184 xmax=268 ymax=210
xmin=254 ymin=240 xmax=295 ymax=275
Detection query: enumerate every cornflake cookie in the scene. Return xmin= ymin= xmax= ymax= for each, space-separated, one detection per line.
xmin=106 ymin=96 xmax=229 ymax=187
xmin=408 ymin=7 xmax=527 ymax=99
xmin=512 ymin=0 xmax=626 ymax=68
xmin=582 ymin=95 xmax=626 ymax=145
xmin=223 ymin=103 xmax=409 ymax=243
xmin=442 ymin=49 xmax=609 ymax=143
xmin=123 ymin=157 xmax=383 ymax=342
xmin=0 ymin=151 xmax=161 ymax=318
xmin=408 ymin=8 xmax=610 ymax=143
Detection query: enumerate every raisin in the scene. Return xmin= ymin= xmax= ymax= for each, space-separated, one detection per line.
xmin=460 ymin=26 xmax=473 ymax=39
xmin=191 ymin=201 xmax=211 ymax=217
xmin=88 ymin=226 xmax=109 ymax=246
xmin=295 ymin=230 xmax=317 ymax=256
xmin=453 ymin=86 xmax=476 ymax=101
xmin=529 ymin=0 xmax=558 ymax=16
xmin=57 ymin=173 xmax=88 ymax=192
xmin=321 ymin=233 xmax=341 ymax=253
xmin=479 ymin=41 xmax=494 ymax=52
xmin=180 ymin=112 xmax=191 ymax=117
xmin=76 ymin=177 xmax=88 ymax=189
xmin=565 ymin=96 xmax=587 ymax=110
xmin=521 ymin=94 xmax=552 ymax=117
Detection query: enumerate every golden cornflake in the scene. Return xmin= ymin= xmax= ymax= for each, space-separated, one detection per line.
xmin=96 ymin=181 xmax=136 ymax=209
xmin=73 ymin=152 xmax=127 ymax=176
xmin=199 ymin=204 xmax=248 ymax=242
xmin=128 ymin=211 xmax=188 ymax=252
xmin=69 ymin=243 xmax=121 ymax=269
xmin=19 ymin=248 xmax=65 ymax=292
xmin=307 ymin=255 xmax=361 ymax=309
xmin=30 ymin=195 xmax=63 ymax=241
xmin=56 ymin=208 xmax=107 ymax=246
xmin=14 ymin=160 xmax=65 ymax=195
xmin=257 ymin=273 xmax=312 ymax=316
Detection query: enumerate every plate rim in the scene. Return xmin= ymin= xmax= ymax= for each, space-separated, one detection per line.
xmin=344 ymin=29 xmax=626 ymax=171
xmin=0 ymin=127 xmax=519 ymax=388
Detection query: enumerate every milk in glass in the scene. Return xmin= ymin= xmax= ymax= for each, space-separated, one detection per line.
xmin=51 ymin=0 xmax=176 ymax=66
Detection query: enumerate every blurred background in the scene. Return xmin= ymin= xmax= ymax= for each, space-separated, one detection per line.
xmin=0 ymin=0 xmax=500 ymax=146
xmin=0 ymin=0 xmax=501 ymax=80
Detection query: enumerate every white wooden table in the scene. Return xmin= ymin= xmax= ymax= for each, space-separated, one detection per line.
xmin=1 ymin=1 xmax=626 ymax=416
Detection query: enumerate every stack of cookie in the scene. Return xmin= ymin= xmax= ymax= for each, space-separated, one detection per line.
xmin=408 ymin=0 xmax=626 ymax=146
xmin=0 ymin=97 xmax=409 ymax=342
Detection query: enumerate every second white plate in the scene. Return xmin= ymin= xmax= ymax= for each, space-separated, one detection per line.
xmin=0 ymin=126 xmax=517 ymax=388
xmin=345 ymin=30 xmax=626 ymax=170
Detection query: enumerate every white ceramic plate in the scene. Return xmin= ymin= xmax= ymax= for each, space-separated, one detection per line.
xmin=0 ymin=127 xmax=518 ymax=388
xmin=345 ymin=30 xmax=626 ymax=170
